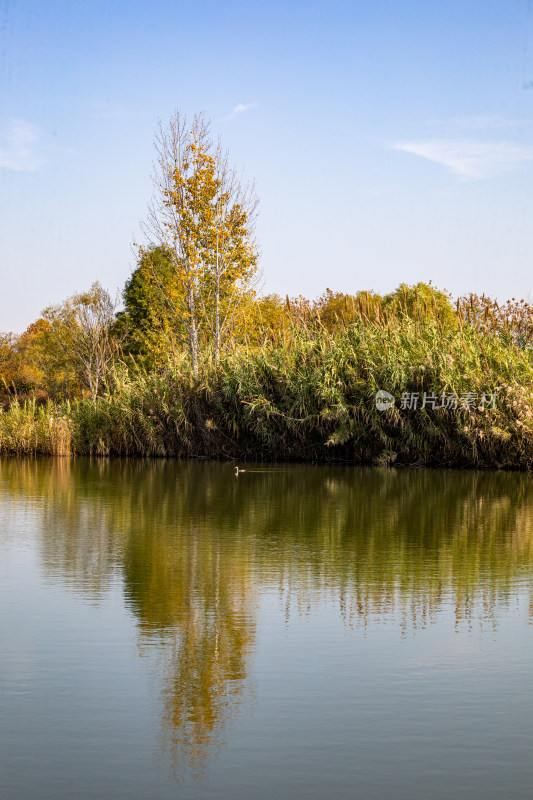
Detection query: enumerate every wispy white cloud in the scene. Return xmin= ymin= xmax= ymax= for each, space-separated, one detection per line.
xmin=393 ymin=138 xmax=533 ymax=180
xmin=223 ymin=102 xmax=259 ymax=121
xmin=0 ymin=119 xmax=42 ymax=171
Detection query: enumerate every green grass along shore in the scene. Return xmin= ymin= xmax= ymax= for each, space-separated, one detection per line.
xmin=2 ymin=316 xmax=533 ymax=468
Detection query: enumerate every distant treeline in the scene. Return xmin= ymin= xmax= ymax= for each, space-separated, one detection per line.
xmin=1 ymin=279 xmax=533 ymax=468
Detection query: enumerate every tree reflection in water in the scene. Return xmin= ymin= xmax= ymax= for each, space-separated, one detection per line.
xmin=2 ymin=458 xmax=533 ymax=772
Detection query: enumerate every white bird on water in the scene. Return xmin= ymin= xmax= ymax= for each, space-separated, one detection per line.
xmin=235 ymin=466 xmax=246 ymax=476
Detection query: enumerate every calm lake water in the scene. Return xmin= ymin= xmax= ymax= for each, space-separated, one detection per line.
xmin=1 ymin=459 xmax=533 ymax=799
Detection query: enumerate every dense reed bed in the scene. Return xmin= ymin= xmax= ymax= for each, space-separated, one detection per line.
xmin=2 ymin=309 xmax=533 ymax=467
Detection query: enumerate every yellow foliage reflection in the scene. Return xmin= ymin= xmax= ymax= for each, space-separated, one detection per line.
xmin=2 ymin=459 xmax=533 ymax=770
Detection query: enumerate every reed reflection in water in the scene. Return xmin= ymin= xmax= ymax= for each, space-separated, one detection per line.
xmin=1 ymin=458 xmax=533 ymax=795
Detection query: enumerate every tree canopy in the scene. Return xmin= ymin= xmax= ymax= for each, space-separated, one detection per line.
xmin=141 ymin=111 xmax=260 ymax=371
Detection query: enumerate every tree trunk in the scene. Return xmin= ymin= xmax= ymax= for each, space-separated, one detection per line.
xmin=214 ymin=229 xmax=220 ymax=362
xmin=188 ymin=286 xmax=199 ymax=376
xmin=215 ymin=273 xmax=220 ymax=363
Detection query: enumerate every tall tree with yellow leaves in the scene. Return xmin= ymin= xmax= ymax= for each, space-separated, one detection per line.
xmin=141 ymin=111 xmax=259 ymax=372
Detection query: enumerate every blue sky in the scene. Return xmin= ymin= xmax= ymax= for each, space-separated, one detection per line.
xmin=2 ymin=0 xmax=533 ymax=332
